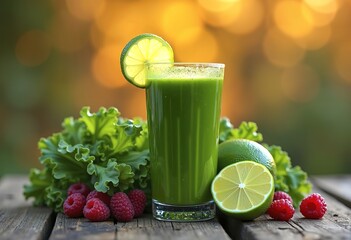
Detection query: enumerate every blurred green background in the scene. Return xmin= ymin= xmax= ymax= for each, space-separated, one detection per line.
xmin=1 ymin=0 xmax=350 ymax=176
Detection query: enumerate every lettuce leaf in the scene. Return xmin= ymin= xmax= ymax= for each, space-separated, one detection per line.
xmin=219 ymin=118 xmax=312 ymax=207
xmin=264 ymin=145 xmax=311 ymax=207
xmin=219 ymin=119 xmax=263 ymax=143
xmin=24 ymin=107 xmax=149 ymax=212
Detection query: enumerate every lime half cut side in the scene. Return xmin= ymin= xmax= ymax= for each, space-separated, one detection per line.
xmin=211 ymin=161 xmax=274 ymax=220
xmin=120 ymin=33 xmax=174 ymax=88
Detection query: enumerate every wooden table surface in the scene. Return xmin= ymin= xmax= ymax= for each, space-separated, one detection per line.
xmin=0 ymin=174 xmax=350 ymax=240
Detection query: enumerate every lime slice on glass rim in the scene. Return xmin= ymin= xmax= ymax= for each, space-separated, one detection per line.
xmin=120 ymin=33 xmax=174 ymax=88
xmin=211 ymin=161 xmax=274 ymax=220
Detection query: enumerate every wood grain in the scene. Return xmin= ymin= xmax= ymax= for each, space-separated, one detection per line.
xmin=115 ymin=214 xmax=231 ymax=240
xmin=0 ymin=175 xmax=55 ymax=240
xmin=49 ymin=213 xmax=116 ymax=240
xmin=49 ymin=212 xmax=231 ymax=240
xmin=313 ymin=175 xmax=351 ymax=208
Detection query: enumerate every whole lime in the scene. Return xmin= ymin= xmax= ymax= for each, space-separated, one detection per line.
xmin=217 ymin=139 xmax=276 ymax=177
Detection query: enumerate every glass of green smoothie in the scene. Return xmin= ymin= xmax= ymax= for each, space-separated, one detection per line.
xmin=146 ymin=63 xmax=224 ymax=221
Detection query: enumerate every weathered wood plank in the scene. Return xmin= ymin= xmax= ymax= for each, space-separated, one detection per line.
xmin=49 ymin=213 xmax=116 ymax=240
xmin=313 ymin=175 xmax=351 ymax=208
xmin=49 ymin=209 xmax=231 ymax=240
xmin=0 ymin=175 xmax=55 ymax=240
xmin=221 ymin=185 xmax=351 ymax=240
xmin=0 ymin=175 xmax=30 ymax=208
xmin=115 ymin=214 xmax=231 ymax=240
xmin=6 ymin=174 xmax=350 ymax=240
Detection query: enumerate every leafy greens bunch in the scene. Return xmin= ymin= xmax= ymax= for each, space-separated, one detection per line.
xmin=24 ymin=107 xmax=311 ymax=212
xmin=24 ymin=107 xmax=149 ymax=212
xmin=219 ymin=118 xmax=312 ymax=207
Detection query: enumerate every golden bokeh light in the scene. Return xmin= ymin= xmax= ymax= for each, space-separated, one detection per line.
xmin=93 ymin=1 xmax=123 ymax=38
xmin=198 ymin=0 xmax=240 ymax=12
xmin=50 ymin=11 xmax=88 ymax=53
xmin=295 ymin=25 xmax=331 ymax=50
xmin=309 ymin=7 xmax=338 ymax=27
xmin=161 ymin=1 xmax=203 ymax=45
xmin=90 ymin=23 xmax=105 ymax=49
xmin=281 ymin=64 xmax=320 ymax=103
xmin=333 ymin=41 xmax=351 ymax=84
xmin=225 ymin=0 xmax=264 ymax=35
xmin=274 ymin=0 xmax=314 ymax=39
xmin=251 ymin=64 xmax=287 ymax=111
xmin=199 ymin=1 xmax=242 ymax=27
xmin=304 ymin=0 xmax=339 ymax=14
xmin=66 ymin=0 xmax=105 ymax=21
xmin=122 ymin=89 xmax=147 ymax=119
xmin=15 ymin=30 xmax=51 ymax=67
xmin=92 ymin=44 xmax=127 ymax=88
xmin=221 ymin=67 xmax=256 ymax=121
xmin=93 ymin=1 xmax=166 ymax=47
xmin=173 ymin=29 xmax=219 ymax=62
xmin=94 ymin=1 xmax=139 ymax=41
xmin=263 ymin=28 xmax=305 ymax=68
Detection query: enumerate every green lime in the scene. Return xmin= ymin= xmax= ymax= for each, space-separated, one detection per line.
xmin=120 ymin=33 xmax=174 ymax=88
xmin=211 ymin=161 xmax=274 ymax=220
xmin=218 ymin=139 xmax=276 ymax=177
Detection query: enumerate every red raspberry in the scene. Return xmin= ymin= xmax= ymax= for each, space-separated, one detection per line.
xmin=87 ymin=190 xmax=111 ymax=206
xmin=267 ymin=199 xmax=295 ymax=221
xmin=67 ymin=183 xmax=91 ymax=197
xmin=110 ymin=192 xmax=134 ymax=222
xmin=300 ymin=193 xmax=327 ymax=219
xmin=128 ymin=189 xmax=147 ymax=217
xmin=63 ymin=193 xmax=86 ymax=217
xmin=83 ymin=198 xmax=110 ymax=222
xmin=274 ymin=191 xmax=293 ymax=204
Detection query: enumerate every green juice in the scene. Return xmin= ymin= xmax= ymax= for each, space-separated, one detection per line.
xmin=146 ymin=64 xmax=224 ymax=206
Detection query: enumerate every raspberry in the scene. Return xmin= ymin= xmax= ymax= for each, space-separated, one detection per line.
xmin=87 ymin=190 xmax=111 ymax=206
xmin=267 ymin=199 xmax=295 ymax=221
xmin=110 ymin=192 xmax=134 ymax=222
xmin=83 ymin=198 xmax=110 ymax=222
xmin=128 ymin=189 xmax=147 ymax=217
xmin=273 ymin=191 xmax=293 ymax=204
xmin=300 ymin=193 xmax=327 ymax=219
xmin=67 ymin=183 xmax=91 ymax=197
xmin=63 ymin=193 xmax=86 ymax=217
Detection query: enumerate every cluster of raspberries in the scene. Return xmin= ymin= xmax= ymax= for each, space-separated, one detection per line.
xmin=63 ymin=183 xmax=146 ymax=222
xmin=267 ymin=191 xmax=327 ymax=221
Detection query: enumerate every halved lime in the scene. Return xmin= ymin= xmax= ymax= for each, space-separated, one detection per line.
xmin=120 ymin=33 xmax=174 ymax=88
xmin=211 ymin=161 xmax=274 ymax=220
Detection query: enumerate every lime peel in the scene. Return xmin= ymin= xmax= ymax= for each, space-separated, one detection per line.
xmin=218 ymin=139 xmax=277 ymax=177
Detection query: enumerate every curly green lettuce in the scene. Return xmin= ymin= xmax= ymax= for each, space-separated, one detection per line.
xmin=23 ymin=107 xmax=149 ymax=212
xmin=219 ymin=118 xmax=312 ymax=207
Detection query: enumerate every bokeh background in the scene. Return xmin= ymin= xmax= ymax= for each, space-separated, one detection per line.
xmin=1 ymin=0 xmax=351 ymax=176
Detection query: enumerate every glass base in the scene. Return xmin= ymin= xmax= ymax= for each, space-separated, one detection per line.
xmin=152 ymin=199 xmax=216 ymax=222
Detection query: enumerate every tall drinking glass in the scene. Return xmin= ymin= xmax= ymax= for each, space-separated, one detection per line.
xmin=146 ymin=63 xmax=224 ymax=221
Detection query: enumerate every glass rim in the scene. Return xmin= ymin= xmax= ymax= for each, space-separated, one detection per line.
xmin=146 ymin=62 xmax=225 ymax=68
